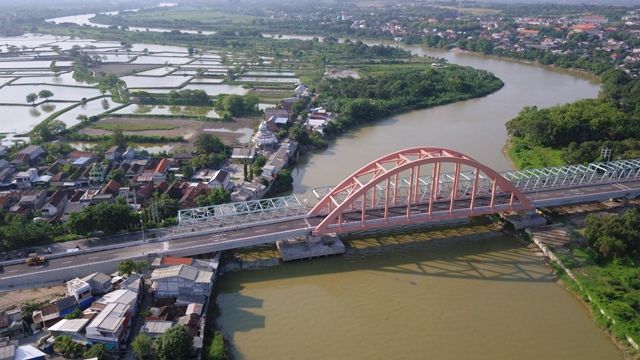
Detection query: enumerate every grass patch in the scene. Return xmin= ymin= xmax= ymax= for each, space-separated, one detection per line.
xmin=507 ymin=137 xmax=565 ymax=169
xmin=92 ymin=123 xmax=179 ymax=131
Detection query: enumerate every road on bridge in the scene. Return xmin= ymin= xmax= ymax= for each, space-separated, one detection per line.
xmin=2 ymin=172 xmax=640 ymax=290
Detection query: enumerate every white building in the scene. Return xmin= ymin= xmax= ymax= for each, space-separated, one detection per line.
xmin=66 ymin=278 xmax=93 ymax=309
xmin=251 ymin=120 xmax=278 ymax=149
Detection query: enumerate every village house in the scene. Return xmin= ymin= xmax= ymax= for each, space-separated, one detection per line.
xmin=13 ymin=190 xmax=47 ymax=213
xmin=230 ymin=147 xmax=256 ymax=163
xmin=141 ymin=320 xmax=174 ymax=338
xmin=264 ymin=108 xmax=290 ymax=128
xmin=41 ymin=189 xmax=69 ymax=218
xmin=82 ymin=272 xmax=113 ymax=295
xmin=0 ymin=191 xmax=20 ymax=211
xmin=92 ymin=289 xmax=139 ymax=315
xmin=104 ymin=146 xmax=124 ymax=162
xmin=262 ymin=140 xmax=298 ymax=178
xmin=32 ymin=296 xmax=79 ymax=328
xmin=13 ymin=168 xmax=38 ymax=189
xmin=150 ymin=264 xmax=214 ymax=299
xmin=85 ymin=303 xmax=132 ymax=350
xmin=48 ymin=318 xmax=91 ymax=341
xmin=13 ymin=145 xmax=44 ymax=165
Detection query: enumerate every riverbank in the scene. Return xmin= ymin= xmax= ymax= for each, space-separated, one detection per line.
xmin=527 ymin=223 xmax=640 ymax=359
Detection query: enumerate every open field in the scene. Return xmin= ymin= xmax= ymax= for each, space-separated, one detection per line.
xmin=81 ymin=115 xmax=258 ymax=146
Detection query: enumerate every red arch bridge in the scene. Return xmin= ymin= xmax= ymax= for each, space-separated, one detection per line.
xmin=177 ymin=147 xmax=640 ymax=237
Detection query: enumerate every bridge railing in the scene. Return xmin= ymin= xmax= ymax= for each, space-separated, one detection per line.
xmin=502 ymin=159 xmax=640 ymax=192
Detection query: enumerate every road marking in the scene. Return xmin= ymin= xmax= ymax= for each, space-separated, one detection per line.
xmin=88 ymin=256 xmax=100 ymax=260
xmin=62 ymin=260 xmax=73 ymax=265
xmin=6 ymin=270 xmax=17 ymax=273
xmin=254 ymin=228 xmax=268 ymax=233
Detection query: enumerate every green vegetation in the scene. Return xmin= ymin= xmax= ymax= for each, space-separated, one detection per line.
xmin=26 ymin=93 xmax=38 ymax=105
xmin=319 ymin=65 xmax=503 ymax=136
xmin=0 ymin=211 xmax=64 ymax=251
xmin=64 ymin=308 xmax=83 ymax=320
xmin=132 ymin=333 xmax=154 ymax=360
xmin=83 ymin=343 xmax=106 ymax=360
xmin=506 ymin=69 xmax=640 ymax=167
xmin=66 ymin=199 xmax=139 ymax=235
xmin=117 ymin=259 xmax=148 ymax=276
xmin=507 ymin=138 xmax=565 ymax=169
xmin=214 ymin=94 xmax=259 ymax=117
xmin=196 ymin=188 xmax=231 ymax=207
xmin=133 ymin=89 xmax=212 ymax=106
xmin=38 ymin=89 xmax=54 ymax=101
xmin=142 ymin=194 xmax=180 ymax=227
xmin=266 ymin=168 xmax=293 ymax=196
xmin=155 ymin=325 xmax=193 ymax=360
xmin=556 ymin=209 xmax=640 ymax=346
xmin=54 ymin=336 xmax=85 ymax=358
xmin=132 ymin=325 xmax=193 ymax=360
xmin=207 ymin=331 xmax=229 ymax=360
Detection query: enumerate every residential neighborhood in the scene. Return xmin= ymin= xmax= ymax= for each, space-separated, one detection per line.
xmin=0 ymin=254 xmax=219 ymax=359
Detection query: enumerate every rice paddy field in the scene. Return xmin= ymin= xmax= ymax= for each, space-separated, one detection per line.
xmin=0 ymin=32 xmax=300 ymax=145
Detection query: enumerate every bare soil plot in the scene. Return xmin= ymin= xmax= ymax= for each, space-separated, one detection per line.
xmin=81 ymin=115 xmax=258 ymax=146
xmin=0 ymin=285 xmax=66 ymax=311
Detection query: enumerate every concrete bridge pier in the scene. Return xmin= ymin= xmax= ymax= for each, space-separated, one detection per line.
xmin=502 ymin=209 xmax=547 ymax=230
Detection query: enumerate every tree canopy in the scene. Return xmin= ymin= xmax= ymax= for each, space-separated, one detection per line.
xmin=155 ymin=325 xmax=193 ymax=360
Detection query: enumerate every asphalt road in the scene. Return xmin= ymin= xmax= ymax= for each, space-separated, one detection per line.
xmin=0 ymin=218 xmax=314 ymax=288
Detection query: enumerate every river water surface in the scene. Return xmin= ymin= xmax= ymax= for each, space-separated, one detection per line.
xmin=291 ymin=44 xmax=599 ymax=193
xmin=215 ymin=43 xmax=615 ymax=359
xmin=37 ymin=13 xmax=616 ymax=357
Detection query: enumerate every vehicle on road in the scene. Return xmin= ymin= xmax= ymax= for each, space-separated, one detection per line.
xmin=26 ymin=253 xmax=46 ymax=266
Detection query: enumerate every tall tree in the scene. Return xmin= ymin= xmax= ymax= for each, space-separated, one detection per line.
xmin=132 ymin=333 xmax=154 ymax=360
xmin=155 ymin=325 xmax=193 ymax=360
xmin=38 ymin=89 xmax=54 ymax=101
xmin=26 ymin=93 xmax=37 ymax=105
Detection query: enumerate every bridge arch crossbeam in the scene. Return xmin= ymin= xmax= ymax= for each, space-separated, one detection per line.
xmin=309 ymin=147 xmax=532 ymax=236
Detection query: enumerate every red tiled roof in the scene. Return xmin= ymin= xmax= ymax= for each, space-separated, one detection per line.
xmin=155 ymin=159 xmax=171 ymax=175
xmin=47 ymin=189 xmax=68 ymax=207
xmin=102 ymin=180 xmax=121 ymax=195
xmin=161 ymin=256 xmax=194 ymax=266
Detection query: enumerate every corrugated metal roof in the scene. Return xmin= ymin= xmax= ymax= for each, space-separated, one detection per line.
xmin=48 ymin=318 xmax=90 ymax=333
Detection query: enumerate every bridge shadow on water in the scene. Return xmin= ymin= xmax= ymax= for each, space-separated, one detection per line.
xmin=214 ymin=226 xmax=555 ymax=337
xmin=213 ymin=291 xmax=266 ymax=335
xmin=223 ymin=225 xmax=555 ymax=288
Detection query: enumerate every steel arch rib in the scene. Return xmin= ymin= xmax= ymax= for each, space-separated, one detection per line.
xmin=309 ymin=147 xmax=533 ymax=235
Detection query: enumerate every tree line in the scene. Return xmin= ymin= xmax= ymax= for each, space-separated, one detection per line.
xmin=506 ymin=69 xmax=640 ymax=164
